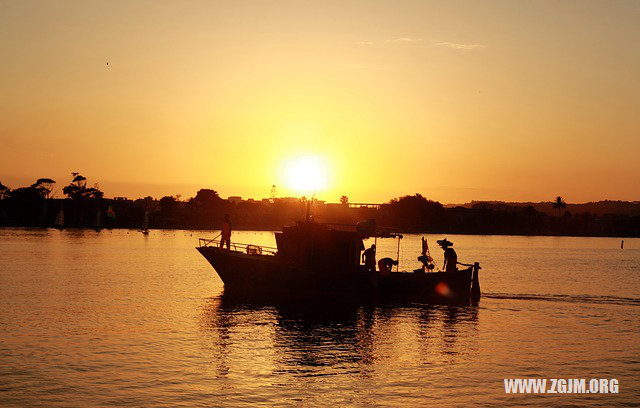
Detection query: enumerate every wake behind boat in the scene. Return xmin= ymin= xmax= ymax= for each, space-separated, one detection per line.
xmin=197 ymin=219 xmax=481 ymax=304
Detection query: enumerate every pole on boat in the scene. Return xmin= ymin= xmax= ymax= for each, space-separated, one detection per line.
xmin=396 ymin=235 xmax=401 ymax=272
xmin=471 ymin=262 xmax=481 ymax=304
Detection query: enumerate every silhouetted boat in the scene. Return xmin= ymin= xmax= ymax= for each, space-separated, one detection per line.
xmin=54 ymin=209 xmax=64 ymax=230
xmin=94 ymin=210 xmax=102 ymax=232
xmin=139 ymin=210 xmax=150 ymax=235
xmin=197 ymin=220 xmax=481 ymax=304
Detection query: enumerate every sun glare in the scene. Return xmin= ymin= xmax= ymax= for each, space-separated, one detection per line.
xmin=282 ymin=155 xmax=329 ymax=194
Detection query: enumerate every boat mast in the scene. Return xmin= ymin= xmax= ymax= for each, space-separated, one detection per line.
xmin=396 ymin=235 xmax=401 ymax=272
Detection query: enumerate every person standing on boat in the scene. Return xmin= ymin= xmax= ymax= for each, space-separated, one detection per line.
xmin=362 ymin=244 xmax=376 ymax=273
xmin=437 ymin=238 xmax=457 ymax=273
xmin=220 ymin=214 xmax=232 ymax=250
xmin=418 ymin=236 xmax=435 ymax=272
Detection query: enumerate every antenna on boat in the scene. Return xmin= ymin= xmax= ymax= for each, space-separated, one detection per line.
xmin=305 ymin=194 xmax=316 ymax=221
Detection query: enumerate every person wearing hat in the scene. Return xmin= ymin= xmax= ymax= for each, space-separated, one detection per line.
xmin=437 ymin=238 xmax=458 ymax=273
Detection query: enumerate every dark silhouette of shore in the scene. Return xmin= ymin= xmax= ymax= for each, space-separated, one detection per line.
xmin=1 ymin=176 xmax=639 ymax=237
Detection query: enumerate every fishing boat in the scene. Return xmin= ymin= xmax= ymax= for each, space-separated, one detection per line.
xmin=196 ymin=218 xmax=481 ymax=304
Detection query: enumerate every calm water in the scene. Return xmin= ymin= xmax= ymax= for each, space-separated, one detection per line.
xmin=1 ymin=228 xmax=638 ymax=407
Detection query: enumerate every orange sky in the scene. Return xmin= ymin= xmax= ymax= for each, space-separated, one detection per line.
xmin=1 ymin=0 xmax=639 ymax=203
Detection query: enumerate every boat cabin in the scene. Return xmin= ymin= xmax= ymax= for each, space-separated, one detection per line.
xmin=274 ymin=220 xmax=400 ymax=274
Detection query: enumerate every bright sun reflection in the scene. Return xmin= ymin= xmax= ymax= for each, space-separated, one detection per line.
xmin=282 ymin=155 xmax=329 ymax=194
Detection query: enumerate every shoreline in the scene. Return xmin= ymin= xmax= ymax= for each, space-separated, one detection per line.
xmin=1 ymin=225 xmax=636 ymax=240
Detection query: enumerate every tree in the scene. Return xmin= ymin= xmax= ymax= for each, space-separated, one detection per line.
xmin=523 ymin=205 xmax=538 ymax=216
xmin=187 ymin=189 xmax=223 ymax=228
xmin=552 ymin=196 xmax=567 ymax=217
xmin=62 ymin=172 xmax=103 ymax=199
xmin=7 ymin=177 xmax=55 ymax=201
xmin=0 ymin=181 xmax=9 ymax=200
xmin=159 ymin=196 xmax=178 ymax=215
xmin=193 ymin=189 xmax=222 ymax=207
xmin=4 ymin=181 xmax=48 ymax=224
xmin=31 ymin=178 xmax=56 ymax=198
xmin=340 ymin=195 xmax=349 ymax=205
xmin=8 ymin=186 xmax=43 ymax=202
xmin=385 ymin=193 xmax=444 ymax=230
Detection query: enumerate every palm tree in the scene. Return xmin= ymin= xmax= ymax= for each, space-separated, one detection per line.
xmin=552 ymin=196 xmax=567 ymax=217
xmin=340 ymin=195 xmax=349 ymax=205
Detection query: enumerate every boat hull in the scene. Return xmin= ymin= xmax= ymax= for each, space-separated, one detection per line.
xmin=197 ymin=246 xmax=474 ymax=304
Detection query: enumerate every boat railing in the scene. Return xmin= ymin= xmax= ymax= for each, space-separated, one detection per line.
xmin=198 ymin=238 xmax=278 ymax=256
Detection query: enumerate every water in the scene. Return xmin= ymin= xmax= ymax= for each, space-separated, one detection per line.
xmin=1 ymin=228 xmax=638 ymax=407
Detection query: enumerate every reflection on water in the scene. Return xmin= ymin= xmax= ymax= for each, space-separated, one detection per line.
xmin=199 ymin=291 xmax=485 ymax=405
xmin=1 ymin=228 xmax=639 ymax=406
xmin=202 ymin=292 xmax=480 ymax=376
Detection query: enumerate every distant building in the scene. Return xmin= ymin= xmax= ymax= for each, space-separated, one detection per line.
xmin=228 ymin=196 xmax=242 ymax=204
xmin=276 ymin=197 xmax=300 ymax=204
xmin=114 ymin=197 xmax=129 ymax=201
xmin=348 ymin=203 xmax=381 ymax=210
xmin=325 ymin=203 xmax=344 ymax=209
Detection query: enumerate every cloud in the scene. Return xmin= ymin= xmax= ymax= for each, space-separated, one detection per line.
xmin=435 ymin=41 xmax=486 ymax=50
xmin=360 ymin=38 xmax=484 ymax=50
xmin=386 ymin=37 xmax=423 ymax=43
xmin=357 ymin=38 xmax=425 ymax=46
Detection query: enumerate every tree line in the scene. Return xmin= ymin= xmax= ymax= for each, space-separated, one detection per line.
xmin=1 ymin=176 xmax=639 ymax=237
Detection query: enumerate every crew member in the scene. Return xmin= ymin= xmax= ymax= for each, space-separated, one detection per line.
xmin=437 ymin=238 xmax=458 ymax=273
xmin=417 ymin=236 xmax=435 ymax=271
xmin=362 ymin=244 xmax=376 ymax=273
xmin=220 ymin=214 xmax=232 ymax=250
xmin=378 ymin=257 xmax=398 ymax=276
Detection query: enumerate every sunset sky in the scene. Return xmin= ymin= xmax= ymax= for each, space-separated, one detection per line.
xmin=1 ymin=0 xmax=639 ymax=203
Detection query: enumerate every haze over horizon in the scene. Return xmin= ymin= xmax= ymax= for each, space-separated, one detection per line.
xmin=2 ymin=0 xmax=639 ymax=203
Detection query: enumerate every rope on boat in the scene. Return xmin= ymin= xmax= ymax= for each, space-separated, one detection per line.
xmin=458 ymin=261 xmax=481 ymax=269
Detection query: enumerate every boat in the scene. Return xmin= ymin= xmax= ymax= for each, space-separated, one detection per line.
xmin=94 ymin=210 xmax=102 ymax=232
xmin=139 ymin=210 xmax=150 ymax=235
xmin=54 ymin=209 xmax=64 ymax=230
xmin=196 ymin=218 xmax=481 ymax=304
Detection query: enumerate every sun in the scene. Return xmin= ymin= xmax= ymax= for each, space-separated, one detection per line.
xmin=282 ymin=155 xmax=329 ymax=194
